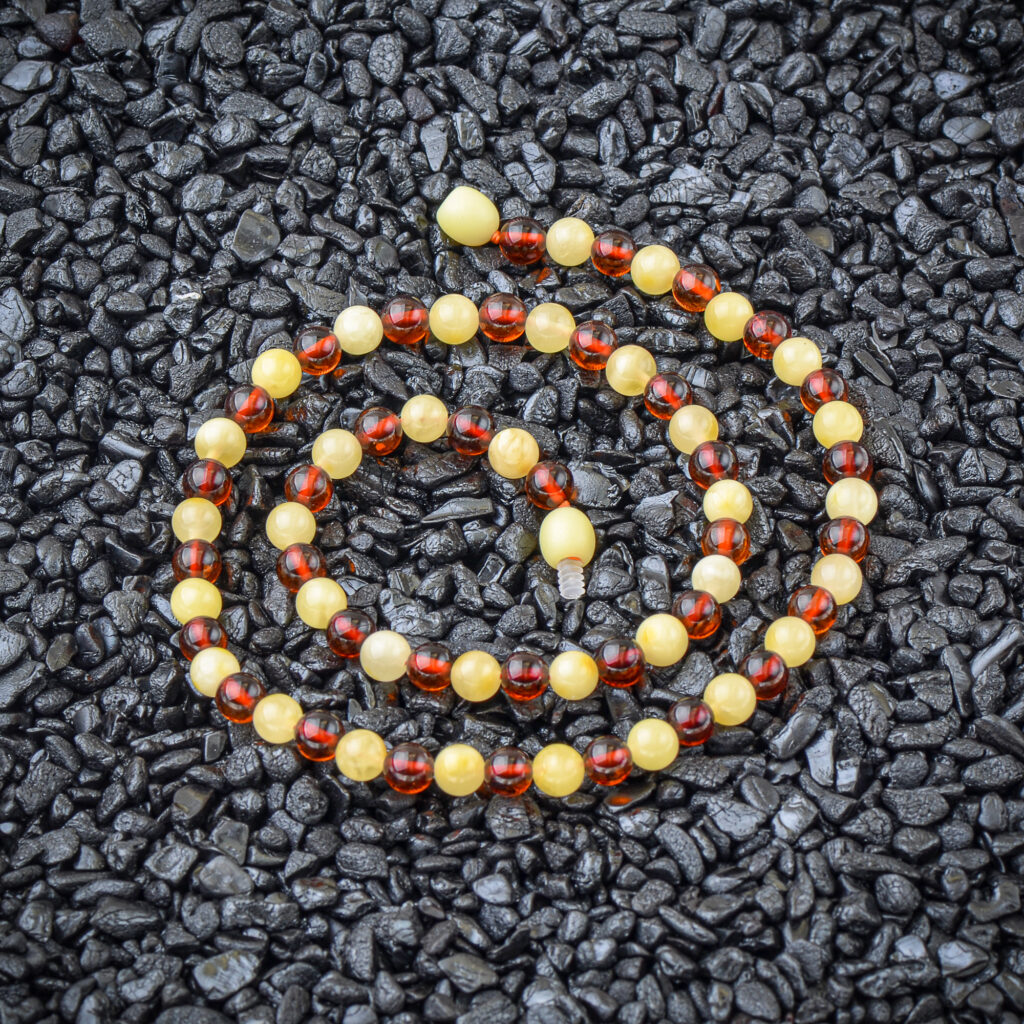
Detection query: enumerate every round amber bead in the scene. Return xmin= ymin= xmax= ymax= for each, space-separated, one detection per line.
xmin=406 ymin=642 xmax=453 ymax=692
xmin=225 ymin=385 xmax=275 ymax=433
xmin=479 ymin=293 xmax=527 ymax=342
xmin=591 ymin=229 xmax=635 ymax=277
xmin=819 ymin=517 xmax=870 ymax=562
xmin=500 ymin=651 xmax=549 ymax=702
xmin=182 ymin=459 xmax=232 ymax=506
xmin=740 ymin=648 xmax=789 ymax=700
xmin=215 ymin=672 xmax=266 ymax=723
xmin=276 ymin=544 xmax=326 ymax=592
xmin=381 ymin=296 xmax=429 ymax=345
xmin=293 ymin=324 xmax=341 ymax=375
xmin=672 ymin=263 xmax=721 ymax=312
xmin=525 ymin=461 xmax=576 ymax=510
xmin=172 ymin=539 xmax=222 ymax=583
xmin=284 ymin=464 xmax=333 ymax=512
xmin=823 ymin=441 xmax=873 ymax=484
xmin=688 ymin=440 xmax=739 ymax=490
xmin=789 ymin=585 xmax=838 ymax=635
xmin=294 ymin=711 xmax=343 ymax=761
xmin=643 ymin=372 xmax=693 ymax=419
xmin=496 ymin=217 xmax=546 ymax=265
xmin=743 ymin=310 xmax=791 ymax=360
xmin=584 ymin=736 xmax=633 ymax=786
xmin=485 ymin=746 xmax=533 ymax=796
xmin=667 ymin=697 xmax=715 ymax=746
xmin=179 ymin=616 xmax=226 ymax=660
xmin=701 ymin=518 xmax=750 ymax=564
xmin=447 ymin=406 xmax=494 ymax=456
xmin=800 ymin=368 xmax=848 ymax=413
xmin=568 ymin=320 xmax=617 ymax=371
xmin=384 ymin=742 xmax=434 ymax=794
xmin=326 ymin=609 xmax=374 ymax=658
xmin=595 ymin=637 xmax=645 ymax=689
xmin=355 ymin=407 xmax=403 ymax=456
xmin=672 ymin=589 xmax=721 ymax=640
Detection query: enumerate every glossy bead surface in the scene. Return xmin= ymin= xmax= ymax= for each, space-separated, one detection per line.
xmin=485 ymin=747 xmax=533 ymax=796
xmin=335 ymin=729 xmax=387 ymax=782
xmin=635 ymin=613 xmax=688 ymax=667
xmin=251 ymin=349 xmax=301 ymax=399
xmin=823 ymin=441 xmax=873 ymax=484
xmin=171 ymin=578 xmax=221 ymax=624
xmin=644 ymin=372 xmax=692 ymax=419
xmin=182 ymin=459 xmax=232 ymax=506
xmin=826 ymin=477 xmax=877 ymax=524
xmin=406 ymin=642 xmax=452 ymax=692
xmin=179 ymin=616 xmax=226 ymax=660
xmin=253 ymin=693 xmax=303 ymax=744
xmin=488 ymin=428 xmax=540 ymax=479
xmin=451 ymin=650 xmax=502 ymax=702
xmin=435 ymin=185 xmax=499 ymax=247
xmin=293 ymin=324 xmax=341 ymax=375
xmin=295 ymin=577 xmax=347 ymax=630
xmin=584 ymin=736 xmax=633 ymax=786
xmin=703 ymin=673 xmax=757 ymax=726
xmin=789 ymin=585 xmax=838 ymax=634
xmin=334 ymin=305 xmax=383 ymax=356
xmin=190 ymin=646 xmax=240 ymax=698
xmin=546 ymin=217 xmax=594 ymax=266
xmin=276 ymin=543 xmax=326 ymax=592
xmin=813 ymin=401 xmax=863 ymax=448
xmin=500 ymin=651 xmax=549 ymax=701
xmin=800 ymin=368 xmax=848 ymax=412
xmin=548 ymin=650 xmax=599 ymax=700
xmin=479 ymin=292 xmax=527 ymax=342
xmin=691 ymin=554 xmax=741 ymax=603
xmin=591 ymin=229 xmax=635 ymax=276
xmin=381 ymin=296 xmax=429 ymax=345
xmin=740 ymin=648 xmax=789 ymax=700
xmin=525 ymin=302 xmax=574 ymax=353
xmin=195 ymin=417 xmax=246 ymax=468
xmin=525 ymin=461 xmax=576 ymax=510
xmin=284 ymin=464 xmax=333 ymax=512
xmin=568 ymin=320 xmax=617 ymax=371
xmin=401 ymin=394 xmax=448 ymax=443
xmin=672 ymin=263 xmax=721 ymax=312
xmin=532 ymin=743 xmax=585 ymax=797
xmin=172 ymin=498 xmax=221 ymax=544
xmin=703 ymin=479 xmax=753 ymax=524
xmin=631 ymin=244 xmax=680 ymax=295
xmin=496 ymin=217 xmax=546 ymax=265
xmin=764 ymin=616 xmax=817 ymax=667
xmin=671 ymin=590 xmax=721 ymax=640
xmin=820 ymin=517 xmax=870 ymax=562
xmin=434 ymin=744 xmax=485 ymax=796
xmin=172 ymin=539 xmax=222 ymax=582
xmin=359 ymin=630 xmax=412 ymax=682
xmin=326 ymin=609 xmax=374 ymax=659
xmin=355 ymin=407 xmax=403 ymax=456
xmin=215 ymin=672 xmax=266 ymax=723
xmin=773 ymin=336 xmax=822 ymax=386
xmin=669 ymin=405 xmax=718 ymax=455
xmin=266 ymin=502 xmax=316 ymax=549
xmin=810 ymin=554 xmax=863 ymax=605
xmin=742 ymin=310 xmax=791 ymax=359
xmin=294 ymin=711 xmax=343 ymax=761
xmin=627 ymin=719 xmax=679 ymax=771
xmin=538 ymin=506 xmax=596 ymax=567
xmin=701 ymin=518 xmax=750 ymax=564
xmin=429 ymin=293 xmax=479 ymax=345
xmin=605 ymin=344 xmax=657 ymax=396
xmin=447 ymin=406 xmax=493 ymax=456
xmin=667 ymin=697 xmax=715 ymax=746
xmin=312 ymin=429 xmax=363 ymax=479
xmin=688 ymin=440 xmax=738 ymax=489
xmin=704 ymin=292 xmax=754 ymax=342
xmin=384 ymin=742 xmax=434 ymax=794
xmin=595 ymin=637 xmax=645 ymax=689
xmin=225 ymin=385 xmax=274 ymax=433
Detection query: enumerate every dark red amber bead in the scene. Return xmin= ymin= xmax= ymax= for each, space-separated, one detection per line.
xmin=215 ymin=672 xmax=266 ymax=723
xmin=406 ymin=642 xmax=452 ymax=692
xmin=584 ymin=735 xmax=633 ymax=786
xmin=644 ymin=372 xmax=693 ymax=419
xmin=823 ymin=441 xmax=873 ymax=484
xmin=688 ymin=441 xmax=739 ymax=490
xmin=276 ymin=544 xmax=326 ymax=592
xmin=479 ymin=292 xmax=527 ymax=342
xmin=701 ymin=518 xmax=750 ymax=564
xmin=591 ymin=229 xmax=635 ymax=277
xmin=525 ymin=461 xmax=577 ymax=510
xmin=225 ymin=385 xmax=275 ymax=433
xmin=182 ymin=459 xmax=232 ymax=506
xmin=381 ymin=296 xmax=429 ymax=345
xmin=672 ymin=263 xmax=721 ymax=312
xmin=294 ymin=711 xmax=343 ymax=761
xmin=788 ymin=585 xmax=837 ymax=635
xmin=384 ymin=742 xmax=434 ymax=794
xmin=180 ymin=616 xmax=226 ymax=660
xmin=355 ymin=406 xmax=403 ymax=456
xmin=500 ymin=651 xmax=549 ymax=701
xmin=446 ymin=406 xmax=493 ymax=456
xmin=326 ymin=609 xmax=375 ymax=658
xmin=568 ymin=320 xmax=618 ymax=371
xmin=293 ymin=324 xmax=341 ymax=375
xmin=496 ymin=217 xmax=546 ymax=265
xmin=595 ymin=638 xmax=645 ymax=689
xmin=743 ymin=310 xmax=791 ymax=360
xmin=740 ymin=648 xmax=789 ymax=700
xmin=485 ymin=746 xmax=533 ymax=796
xmin=819 ymin=517 xmax=870 ymax=562
xmin=800 ymin=368 xmax=848 ymax=413
xmin=172 ymin=540 xmax=222 ymax=582
xmin=284 ymin=464 xmax=333 ymax=512
xmin=672 ymin=590 xmax=721 ymax=640
xmin=667 ymin=697 xmax=714 ymax=746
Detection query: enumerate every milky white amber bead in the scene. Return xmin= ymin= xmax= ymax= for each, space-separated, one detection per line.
xmin=252 ymin=349 xmax=302 ymax=399
xmin=702 ymin=480 xmax=753 ymax=524
xmin=335 ymin=729 xmax=387 ymax=781
xmin=333 ymin=305 xmax=383 ymax=356
xmin=429 ymin=294 xmax=479 ymax=345
xmin=253 ymin=693 xmax=303 ymax=744
xmin=627 ymin=719 xmax=679 ymax=771
xmin=549 ymin=651 xmax=599 ymax=700
xmin=825 ymin=477 xmax=877 ymax=524
xmin=813 ymin=401 xmax=863 ymax=447
xmin=434 ymin=744 xmax=486 ymax=796
xmin=295 ymin=577 xmax=347 ymax=629
xmin=172 ymin=498 xmax=221 ymax=543
xmin=451 ymin=650 xmax=501 ymax=701
xmin=605 ymin=344 xmax=657 ymax=396
xmin=171 ymin=578 xmax=222 ymax=624
xmin=764 ymin=616 xmax=816 ymax=667
xmin=488 ymin=428 xmax=540 ymax=479
xmin=668 ymin=405 xmax=719 ymax=455
xmin=635 ymin=613 xmax=689 ymax=667
xmin=811 ymin=553 xmax=863 ymax=604
xmin=195 ymin=417 xmax=247 ymax=467
xmin=692 ymin=554 xmax=741 ymax=603
xmin=546 ymin=217 xmax=594 ymax=266
xmin=436 ymin=186 xmax=500 ymax=247
xmin=539 ymin=507 xmax=596 ymax=567
xmin=704 ymin=292 xmax=754 ymax=342
xmin=266 ymin=502 xmax=316 ymax=549
xmin=525 ymin=302 xmax=575 ymax=353
xmin=401 ymin=395 xmax=448 ymax=443
xmin=772 ymin=336 xmax=822 ymax=386
xmin=631 ymin=244 xmax=680 ymax=295
xmin=312 ymin=429 xmax=362 ymax=479
xmin=532 ymin=743 xmax=585 ymax=796
xmin=190 ymin=646 xmax=240 ymax=698
xmin=359 ymin=630 xmax=411 ymax=682
xmin=703 ymin=673 xmax=756 ymax=726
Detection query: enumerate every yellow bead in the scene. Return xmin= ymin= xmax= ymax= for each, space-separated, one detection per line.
xmin=813 ymin=401 xmax=863 ymax=448
xmin=434 ymin=743 xmax=486 ymax=796
xmin=190 ymin=646 xmax=240 ymax=698
xmin=538 ymin=507 xmax=596 ymax=568
xmin=630 ymin=244 xmax=679 ymax=296
xmin=627 ymin=719 xmax=679 ymax=771
xmin=195 ymin=417 xmax=247 ymax=468
xmin=252 ymin=348 xmax=302 ymax=399
xmin=532 ymin=743 xmax=585 ymax=797
xmin=312 ymin=429 xmax=363 ymax=479
xmin=764 ymin=616 xmax=817 ymax=667
xmin=401 ymin=395 xmax=448 ymax=443
xmin=451 ymin=650 xmax=501 ymax=702
xmin=265 ymin=502 xmax=316 ymax=549
xmin=825 ymin=476 xmax=878 ymax=524
xmin=668 ymin=404 xmax=719 ymax=455
xmin=703 ymin=673 xmax=756 ymax=726
xmin=635 ymin=613 xmax=689 ymax=667
xmin=333 ymin=305 xmax=383 ymax=356
xmin=252 ymin=693 xmax=302 ymax=744
xmin=335 ymin=729 xmax=388 ymax=782
xmin=359 ymin=630 xmax=411 ymax=682
xmin=171 ymin=578 xmax=221 ymax=624
xmin=605 ymin=344 xmax=657 ymax=396
xmin=436 ymin=185 xmax=500 ymax=247
xmin=548 ymin=651 xmax=599 ymax=700
xmin=488 ymin=428 xmax=540 ymax=479
xmin=546 ymin=217 xmax=594 ymax=266
xmin=704 ymin=292 xmax=754 ymax=342
xmin=172 ymin=498 xmax=221 ymax=543
xmin=811 ymin=553 xmax=863 ymax=605
xmin=702 ymin=479 xmax=753 ymax=524
xmin=691 ymin=554 xmax=741 ymax=603
xmin=772 ymin=336 xmax=822 ymax=386
xmin=525 ymin=302 xmax=575 ymax=353
xmin=295 ymin=577 xmax=347 ymax=629
xmin=429 ymin=293 xmax=479 ymax=345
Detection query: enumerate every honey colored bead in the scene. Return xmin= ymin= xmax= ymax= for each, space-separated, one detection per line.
xmin=813 ymin=401 xmax=863 ymax=448
xmin=764 ymin=616 xmax=817 ymax=667
xmin=538 ymin=507 xmax=596 ymax=568
xmin=359 ymin=630 xmax=412 ymax=682
xmin=703 ymin=673 xmax=756 ymax=726
xmin=251 ymin=348 xmax=302 ymax=399
xmin=429 ymin=293 xmax=479 ymax=345
xmin=703 ymin=292 xmax=755 ymax=342
xmin=401 ymin=395 xmax=448 ymax=443
xmin=532 ymin=743 xmax=585 ymax=797
xmin=435 ymin=185 xmax=500 ymax=246
xmin=549 ymin=650 xmax=599 ymax=700
xmin=488 ymin=428 xmax=540 ymax=479
xmin=691 ymin=554 xmax=741 ymax=603
xmin=172 ymin=498 xmax=222 ymax=543
xmin=333 ymin=305 xmax=383 ymax=356
xmin=635 ymin=613 xmax=689 ymax=667
xmin=702 ymin=479 xmax=753 ymax=525
xmin=605 ymin=344 xmax=657 ymax=396
xmin=335 ymin=729 xmax=388 ymax=782
xmin=825 ymin=477 xmax=878 ymax=524
xmin=252 ymin=693 xmax=303 ymax=744
xmin=668 ymin=405 xmax=719 ymax=455
xmin=190 ymin=646 xmax=240 ymax=698
xmin=195 ymin=417 xmax=247 ymax=468
xmin=545 ymin=217 xmax=594 ymax=266
xmin=451 ymin=650 xmax=502 ymax=702
xmin=434 ymin=744 xmax=486 ymax=796
xmin=772 ymin=336 xmax=822 ymax=386
xmin=266 ymin=502 xmax=316 ymax=549
xmin=626 ymin=719 xmax=680 ymax=771
xmin=811 ymin=553 xmax=863 ymax=605
xmin=171 ymin=577 xmax=222 ymax=624
xmin=295 ymin=577 xmax=347 ymax=629
xmin=311 ymin=429 xmax=363 ymax=479
xmin=525 ymin=302 xmax=575 ymax=353
xmin=630 ymin=244 xmax=680 ymax=296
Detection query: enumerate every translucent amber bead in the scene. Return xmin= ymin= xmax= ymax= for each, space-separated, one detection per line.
xmin=182 ymin=459 xmax=232 ymax=506
xmin=487 ymin=428 xmax=540 ymax=479
xmin=384 ymin=742 xmax=434 ymax=794
xmin=251 ymin=349 xmax=302 ymax=399
xmin=667 ymin=697 xmax=714 ymax=745
xmin=605 ymin=344 xmax=656 ymax=396
xmin=215 ymin=672 xmax=266 ymax=723
xmin=293 ymin=324 xmax=341 ymax=375
xmin=668 ymin=405 xmax=718 ymax=455
xmin=568 ymin=320 xmax=617 ymax=371
xmin=743 ymin=310 xmax=791 ymax=360
xmin=764 ymin=616 xmax=816 ymax=667
xmin=704 ymin=292 xmax=754 ymax=342
xmin=326 ymin=609 xmax=374 ymax=659
xmin=485 ymin=747 xmax=533 ymax=796
xmin=626 ymin=719 xmax=679 ymax=771
xmin=195 ymin=417 xmax=246 ymax=468
xmin=284 ymin=464 xmax=333 ymax=512
xmin=525 ymin=461 xmax=576 ymax=510
xmin=312 ymin=429 xmax=363 ymax=479
xmin=360 ymin=630 xmax=412 ymax=682
xmin=532 ymin=743 xmax=585 ymax=796
xmin=355 ymin=406 xmax=403 ymax=456
xmin=672 ymin=589 xmax=720 ymax=640
xmin=539 ymin=506 xmax=596 ymax=567
xmin=172 ymin=539 xmax=222 ymax=582
xmin=702 ymin=479 xmax=753 ymax=524
xmin=584 ymin=736 xmax=633 ymax=786
xmin=381 ymin=296 xmax=429 ymax=345
xmin=635 ymin=613 xmax=689 ymax=667
xmin=276 ymin=543 xmax=326 ymax=592
xmin=429 ymin=293 xmax=479 ymax=345
xmin=294 ymin=711 xmax=343 ymax=761
xmin=435 ymin=185 xmax=500 ymax=247
xmin=810 ymin=553 xmax=863 ymax=605
xmin=451 ymin=650 xmax=501 ymax=702
xmin=701 ymin=518 xmax=750 ymax=564
xmin=643 ymin=372 xmax=692 ymax=419
xmin=500 ymin=651 xmax=549 ymax=701
xmin=496 ymin=217 xmax=546 ymax=265
xmin=406 ymin=642 xmax=452 ymax=692
xmin=548 ymin=650 xmax=599 ymax=700
xmin=825 ymin=477 xmax=877 ymax=524
xmin=266 ymin=502 xmax=316 ymax=549
xmin=691 ymin=554 xmax=741 ymax=603
xmin=253 ymin=693 xmax=303 ymax=744
xmin=401 ymin=394 xmax=448 ymax=443
xmin=596 ymin=637 xmax=645 ymax=688
xmin=813 ymin=401 xmax=863 ymax=448
xmin=525 ymin=302 xmax=574 ymax=353
xmin=334 ymin=305 xmax=383 ymax=356
xmin=172 ymin=498 xmax=221 ymax=543
xmin=631 ymin=244 xmax=679 ymax=296
xmin=179 ymin=616 xmax=225 ymax=660
xmin=672 ymin=263 xmax=721 ymax=312
xmin=800 ymin=368 xmax=848 ymax=412
xmin=688 ymin=440 xmax=738 ymax=489
xmin=820 ymin=517 xmax=870 ymax=562
xmin=740 ymin=648 xmax=789 ymax=700
xmin=789 ymin=585 xmax=838 ymax=634
xmin=479 ymin=292 xmax=527 ymax=342
xmin=546 ymin=217 xmax=594 ymax=266
xmin=171 ymin=578 xmax=221 ymax=624
xmin=295 ymin=577 xmax=347 ymax=629
xmin=336 ymin=729 xmax=388 ymax=782
xmin=591 ymin=229 xmax=635 ymax=276
xmin=434 ymin=744 xmax=485 ymax=796
xmin=190 ymin=646 xmax=240 ymax=698
xmin=823 ymin=441 xmax=873 ymax=484
xmin=703 ymin=673 xmax=756 ymax=726
xmin=772 ymin=336 xmax=821 ymax=386
xmin=225 ymin=385 xmax=274 ymax=433
xmin=447 ymin=406 xmax=494 ymax=456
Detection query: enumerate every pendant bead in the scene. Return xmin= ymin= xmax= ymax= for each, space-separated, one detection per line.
xmin=479 ymin=292 xmax=527 ymax=342
xmin=284 ymin=464 xmax=333 ymax=512
xmin=591 ymin=229 xmax=636 ymax=277
xmin=326 ymin=609 xmax=375 ymax=658
xmin=435 ymin=185 xmax=500 ymax=247
xmin=406 ymin=642 xmax=453 ymax=692
xmin=179 ymin=616 xmax=226 ymax=660
xmin=800 ymin=368 xmax=848 ymax=412
xmin=295 ymin=711 xmax=344 ymax=761
xmin=667 ymin=697 xmax=715 ymax=745
xmin=496 ymin=217 xmax=546 ymax=265
xmin=381 ymin=296 xmax=430 ymax=345
xmin=672 ymin=263 xmax=721 ymax=312
xmin=384 ymin=742 xmax=434 ymax=794
xmin=584 ymin=736 xmax=633 ymax=786
xmin=172 ymin=539 xmax=222 ymax=582
xmin=225 ymin=385 xmax=274 ymax=433
xmin=819 ymin=517 xmax=870 ymax=561
xmin=215 ymin=672 xmax=266 ymax=723
xmin=293 ymin=324 xmax=341 ymax=375
xmin=568 ymin=320 xmax=617 ymax=371
xmin=788 ymin=585 xmax=838 ymax=634
xmin=740 ymin=648 xmax=789 ymax=700
xmin=182 ymin=459 xmax=232 ymax=506
xmin=701 ymin=518 xmax=751 ymax=564
xmin=595 ymin=637 xmax=645 ymax=689
xmin=500 ymin=651 xmax=549 ymax=701
xmin=276 ymin=543 xmax=326 ymax=592
xmin=672 ymin=589 xmax=721 ymax=640
xmin=447 ymin=406 xmax=494 ymax=456
xmin=485 ymin=746 xmax=533 ymax=796
xmin=643 ymin=372 xmax=693 ymax=419
xmin=742 ymin=310 xmax=791 ymax=359
xmin=525 ymin=461 xmax=576 ymax=510
xmin=823 ymin=440 xmax=873 ymax=483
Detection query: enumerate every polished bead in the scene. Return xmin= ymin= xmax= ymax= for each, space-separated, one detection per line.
xmin=800 ymin=368 xmax=848 ymax=412
xmin=496 ymin=216 xmax=546 ymax=264
xmin=814 ymin=401 xmax=863 ymax=448
xmin=294 ymin=711 xmax=343 ymax=761
xmin=488 ymin=428 xmax=540 ymax=479
xmin=284 ymin=464 xmax=333 ymax=511
xmin=810 ymin=553 xmax=863 ymax=605
xmin=627 ymin=719 xmax=679 ymax=771
xmin=434 ymin=743 xmax=486 ymax=796
xmin=334 ymin=305 xmax=383 ymax=356
xmin=825 ymin=476 xmax=877 ymax=524
xmin=401 ymin=394 xmax=448 ymax=442
xmin=381 ymin=295 xmax=430 ymax=345
xmin=447 ymin=405 xmax=494 ymax=456
xmin=525 ymin=302 xmax=574 ymax=353
xmin=355 ymin=406 xmax=403 ymax=456
xmin=312 ymin=429 xmax=363 ymax=479
xmin=215 ymin=672 xmax=266 ymax=723
xmin=546 ymin=217 xmax=594 ymax=266
xmin=692 ymin=554 xmax=741 ymax=603
xmin=595 ymin=637 xmax=645 ymax=688
xmin=335 ymin=729 xmax=388 ymax=782
xmin=789 ymin=585 xmax=838 ymax=634
xmin=703 ymin=479 xmax=753 ymax=524
xmin=295 ymin=577 xmax=347 ymax=629
xmin=276 ymin=543 xmax=326 ymax=592
xmin=667 ymin=697 xmax=715 ymax=745
xmin=631 ymin=244 xmax=680 ymax=295
xmin=190 ymin=646 xmax=240 ymax=698
xmin=635 ymin=613 xmax=688 ymax=667
xmin=643 ymin=372 xmax=692 ymax=419
xmin=485 ymin=747 xmax=533 ymax=796
xmin=195 ymin=417 xmax=247 ymax=468
xmin=703 ymin=673 xmax=756 ymax=726
xmin=672 ymin=589 xmax=721 ymax=640
xmin=406 ymin=642 xmax=452 ymax=692
xmin=293 ymin=324 xmax=341 ymax=375
xmin=532 ymin=743 xmax=585 ymax=797
xmin=605 ymin=344 xmax=656 ymax=396
xmin=479 ymin=292 xmax=527 ymax=342
xmin=584 ymin=736 xmax=633 ymax=786
xmin=668 ymin=404 xmax=719 ymax=455
xmin=500 ymin=651 xmax=549 ymax=701
xmin=182 ymin=459 xmax=232 ymax=506
xmin=384 ymin=742 xmax=434 ymax=794
xmin=701 ymin=518 xmax=750 ymax=564
xmin=172 ymin=497 xmax=221 ymax=544
xmin=451 ymin=650 xmax=502 ymax=702
xmin=525 ymin=461 xmax=576 ymax=510
xmin=179 ymin=616 xmax=226 ymax=660
xmin=538 ymin=506 xmax=596 ymax=567
xmin=820 ymin=517 xmax=870 ymax=562
xmin=772 ymin=336 xmax=822 ymax=386
xmin=742 ymin=309 xmax=791 ymax=359
xmin=548 ymin=650 xmax=599 ymax=700
xmin=172 ymin=539 xmax=222 ymax=582
xmin=429 ymin=293 xmax=479 ymax=345
xmin=568 ymin=320 xmax=617 ymax=371
xmin=704 ymin=292 xmax=754 ymax=342
xmin=740 ymin=648 xmax=789 ymax=700
xmin=251 ymin=349 xmax=302 ymax=399
xmin=266 ymin=502 xmax=316 ymax=549
xmin=171 ymin=577 xmax=221 ymax=624
xmin=823 ymin=441 xmax=873 ymax=483
xmin=591 ymin=229 xmax=635 ymax=276
xmin=253 ymin=693 xmax=303 ymax=744
xmin=764 ymin=616 xmax=817 ymax=667
xmin=672 ymin=263 xmax=721 ymax=312
xmin=435 ymin=185 xmax=499 ymax=247
xmin=359 ymin=630 xmax=411 ymax=682
xmin=326 ymin=609 xmax=374 ymax=659
xmin=688 ymin=440 xmax=739 ymax=489
xmin=225 ymin=385 xmax=274 ymax=433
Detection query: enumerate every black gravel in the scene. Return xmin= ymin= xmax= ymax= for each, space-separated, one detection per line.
xmin=2 ymin=1 xmax=1024 ymax=1022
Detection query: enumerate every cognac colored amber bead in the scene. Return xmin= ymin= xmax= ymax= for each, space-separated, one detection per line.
xmin=819 ymin=517 xmax=870 ymax=562
xmin=740 ymin=648 xmax=789 ymax=700
xmin=688 ymin=440 xmax=739 ymax=490
xmin=800 ymin=368 xmax=848 ymax=413
xmin=672 ymin=263 xmax=721 ymax=312
xmin=743 ymin=310 xmax=791 ymax=360
xmin=179 ymin=616 xmax=226 ymax=660
xmin=172 ymin=539 xmax=222 ymax=582
xmin=294 ymin=711 xmax=343 ymax=761
xmin=788 ymin=585 xmax=838 ymax=635
xmin=525 ymin=461 xmax=576 ymax=510
xmin=326 ymin=609 xmax=375 ymax=659
xmin=485 ymin=746 xmax=533 ymax=796
xmin=701 ymin=518 xmax=751 ymax=564
xmin=406 ymin=642 xmax=452 ymax=692
xmin=355 ymin=406 xmax=403 ymax=456
xmin=496 ymin=217 xmax=546 ymax=265
xmin=215 ymin=672 xmax=266 ymax=723
xmin=667 ymin=697 xmax=715 ymax=745
xmin=643 ymin=372 xmax=693 ymax=419
xmin=384 ymin=742 xmax=434 ymax=794
xmin=447 ymin=406 xmax=494 ymax=456
xmin=284 ymin=464 xmax=334 ymax=512
xmin=595 ymin=637 xmax=645 ymax=689
xmin=672 ymin=589 xmax=721 ymax=640
xmin=276 ymin=543 xmax=326 ymax=592
xmin=591 ymin=229 xmax=636 ymax=276
xmin=823 ymin=441 xmax=873 ymax=484
xmin=182 ymin=459 xmax=232 ymax=506
xmin=568 ymin=320 xmax=618 ymax=371
xmin=381 ymin=296 xmax=429 ymax=345
xmin=225 ymin=385 xmax=275 ymax=433
xmin=584 ymin=735 xmax=633 ymax=786
xmin=500 ymin=651 xmax=549 ymax=701
xmin=479 ymin=293 xmax=527 ymax=342
xmin=293 ymin=324 xmax=342 ymax=375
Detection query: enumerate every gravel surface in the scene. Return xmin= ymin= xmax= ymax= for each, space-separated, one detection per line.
xmin=2 ymin=1 xmax=1024 ymax=1022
